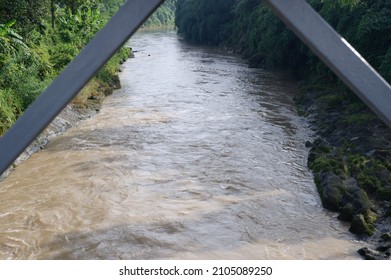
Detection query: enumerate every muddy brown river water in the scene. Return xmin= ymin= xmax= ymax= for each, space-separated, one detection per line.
xmin=0 ymin=29 xmax=365 ymax=259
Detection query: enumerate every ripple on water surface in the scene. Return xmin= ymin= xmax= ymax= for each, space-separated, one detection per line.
xmin=0 ymin=30 xmax=364 ymax=259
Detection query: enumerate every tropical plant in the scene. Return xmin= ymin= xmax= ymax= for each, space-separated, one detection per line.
xmin=0 ymin=0 xmax=134 ymax=137
xmin=0 ymin=20 xmax=28 ymax=60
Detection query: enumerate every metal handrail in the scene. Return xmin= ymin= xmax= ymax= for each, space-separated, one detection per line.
xmin=0 ymin=0 xmax=390 ymax=176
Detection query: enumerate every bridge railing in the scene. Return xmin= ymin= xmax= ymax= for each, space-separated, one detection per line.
xmin=0 ymin=0 xmax=390 ymax=176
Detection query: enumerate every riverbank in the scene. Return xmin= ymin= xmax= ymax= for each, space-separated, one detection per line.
xmin=0 ymin=72 xmax=122 ymax=181
xmin=295 ymin=84 xmax=391 ymax=259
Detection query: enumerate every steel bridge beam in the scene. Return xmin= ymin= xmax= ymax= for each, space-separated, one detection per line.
xmin=1 ymin=0 xmax=390 ymax=176
xmin=264 ymin=0 xmax=391 ymax=128
xmin=0 ymin=0 xmax=165 ymax=175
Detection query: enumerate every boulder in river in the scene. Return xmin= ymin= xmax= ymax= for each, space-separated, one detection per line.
xmin=317 ymin=171 xmax=344 ymax=211
xmin=349 ymin=214 xmax=375 ymax=236
xmin=358 ymin=247 xmax=389 ymax=260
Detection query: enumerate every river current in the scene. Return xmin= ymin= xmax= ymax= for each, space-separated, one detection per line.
xmin=0 ymin=29 xmax=365 ymax=259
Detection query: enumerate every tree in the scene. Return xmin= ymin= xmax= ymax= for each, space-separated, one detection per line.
xmin=144 ymin=0 xmax=178 ymax=27
xmin=0 ymin=0 xmax=50 ymax=32
xmin=61 ymin=0 xmax=103 ymax=14
xmin=175 ymin=0 xmax=236 ymax=45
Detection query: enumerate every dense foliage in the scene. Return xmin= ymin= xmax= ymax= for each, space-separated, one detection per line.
xmin=0 ymin=0 xmax=50 ymax=32
xmin=144 ymin=0 xmax=177 ymax=27
xmin=0 ymin=0 xmax=179 ymax=136
xmin=175 ymin=0 xmax=391 ymax=82
xmin=175 ymin=0 xmax=236 ymax=44
xmin=0 ymin=0 xmax=129 ymax=136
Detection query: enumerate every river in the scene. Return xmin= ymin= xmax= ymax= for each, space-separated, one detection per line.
xmin=0 ymin=29 xmax=365 ymax=259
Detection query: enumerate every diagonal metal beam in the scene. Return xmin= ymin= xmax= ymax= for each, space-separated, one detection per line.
xmin=0 ymin=0 xmax=165 ymax=176
xmin=264 ymin=0 xmax=391 ymax=127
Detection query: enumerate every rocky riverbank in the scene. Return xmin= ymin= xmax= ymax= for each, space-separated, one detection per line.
xmin=295 ymin=84 xmax=391 ymax=260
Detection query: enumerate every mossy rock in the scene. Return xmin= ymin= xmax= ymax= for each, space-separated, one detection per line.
xmin=346 ymin=101 xmax=366 ymax=113
xmin=347 ymin=154 xmax=369 ymax=175
xmin=357 ymin=172 xmax=382 ymax=194
xmin=378 ymin=186 xmax=391 ymax=200
xmin=317 ymin=94 xmax=345 ymax=109
xmin=338 ymin=203 xmax=354 ymax=221
xmin=317 ymin=172 xmax=345 ymax=211
xmin=344 ymin=113 xmax=377 ymax=125
xmin=321 ymin=185 xmax=342 ymax=211
xmin=309 ymin=154 xmax=344 ymax=175
xmin=339 ymin=180 xmax=373 ymax=221
xmin=364 ymin=210 xmax=378 ymax=225
xmin=350 ymin=188 xmax=372 ymax=214
xmin=358 ymin=247 xmax=389 ymax=260
xmin=349 ymin=214 xmax=375 ymax=236
xmin=381 ymin=232 xmax=391 ymax=241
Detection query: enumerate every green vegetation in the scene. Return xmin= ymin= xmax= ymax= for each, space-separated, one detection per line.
xmin=144 ymin=0 xmax=177 ymax=27
xmin=175 ymin=0 xmax=390 ymax=83
xmin=175 ymin=0 xmax=236 ymax=44
xmin=0 ymin=0 xmax=178 ymax=136
xmin=0 ymin=0 xmax=130 ymax=136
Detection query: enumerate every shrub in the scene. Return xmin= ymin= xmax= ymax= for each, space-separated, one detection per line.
xmin=0 ymin=89 xmax=22 ymax=136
